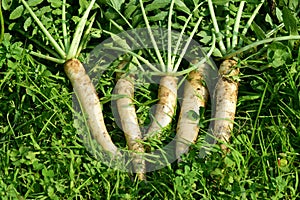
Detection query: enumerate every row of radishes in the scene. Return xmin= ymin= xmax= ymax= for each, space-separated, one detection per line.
xmin=69 ymin=55 xmax=239 ymax=181
xmin=11 ymin=0 xmax=300 ymax=181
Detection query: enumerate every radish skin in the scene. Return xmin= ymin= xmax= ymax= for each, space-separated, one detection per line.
xmin=213 ymin=59 xmax=239 ymax=151
xmin=115 ymin=65 xmax=146 ymax=180
xmin=64 ymin=59 xmax=119 ymax=156
xmin=175 ymin=63 xmax=209 ymax=159
xmin=144 ymin=76 xmax=178 ymax=140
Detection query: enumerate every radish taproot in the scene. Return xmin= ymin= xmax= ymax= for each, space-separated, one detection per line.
xmin=175 ymin=62 xmax=209 ymax=158
xmin=138 ymin=0 xmax=205 ymax=141
xmin=20 ymin=0 xmax=121 ymax=158
xmin=205 ymin=0 xmax=259 ymax=151
xmin=64 ymin=59 xmax=120 ymax=156
xmin=205 ymin=0 xmax=299 ymax=152
xmin=212 ymin=59 xmax=239 ymax=151
xmin=114 ymin=61 xmax=146 ymax=180
xmin=144 ymin=76 xmax=178 ymax=139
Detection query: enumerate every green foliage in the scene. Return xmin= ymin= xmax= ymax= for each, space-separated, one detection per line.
xmin=144 ymin=0 xmax=170 ymax=12
xmin=9 ymin=5 xmax=24 ymax=20
xmin=267 ymin=42 xmax=292 ymax=67
xmin=282 ymin=6 xmax=298 ymax=35
xmin=2 ymin=0 xmax=13 ymax=10
xmin=251 ymin=22 xmax=266 ymax=40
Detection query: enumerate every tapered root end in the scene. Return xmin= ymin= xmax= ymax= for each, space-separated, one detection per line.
xmin=137 ymin=172 xmax=146 ymax=181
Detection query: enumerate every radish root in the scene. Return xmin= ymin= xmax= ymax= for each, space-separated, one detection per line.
xmin=144 ymin=76 xmax=178 ymax=140
xmin=213 ymin=59 xmax=239 ymax=151
xmin=175 ymin=62 xmax=209 ymax=159
xmin=64 ymin=59 xmax=119 ymax=156
xmin=115 ymin=62 xmax=146 ymax=180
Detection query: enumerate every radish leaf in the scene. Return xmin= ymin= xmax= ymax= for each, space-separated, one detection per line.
xmin=174 ymin=0 xmax=190 ymax=14
xmin=47 ymin=0 xmax=62 ymax=8
xmin=124 ymin=3 xmax=137 ymax=18
xmin=275 ymin=7 xmax=283 ymax=22
xmin=145 ymin=0 xmax=170 ymax=12
xmin=28 ymin=0 xmax=43 ymax=7
xmin=108 ymin=0 xmax=125 ymax=11
xmin=288 ymin=0 xmax=298 ymax=11
xmin=267 ymin=42 xmax=291 ymax=68
xmin=148 ymin=11 xmax=168 ymax=22
xmin=9 ymin=5 xmax=24 ymax=20
xmin=24 ymin=17 xmax=32 ymax=31
xmin=251 ymin=22 xmax=266 ymax=40
xmin=212 ymin=0 xmax=230 ymax=6
xmin=2 ymin=0 xmax=13 ymax=10
xmin=282 ymin=6 xmax=298 ymax=35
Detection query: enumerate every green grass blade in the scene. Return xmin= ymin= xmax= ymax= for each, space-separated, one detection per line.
xmin=265 ymin=23 xmax=285 ymax=38
xmin=21 ymin=0 xmax=66 ymax=59
xmin=67 ymin=0 xmax=96 ymax=59
xmin=139 ymin=0 xmax=166 ymax=72
xmin=251 ymin=82 xmax=268 ymax=144
xmin=232 ymin=1 xmax=246 ymax=48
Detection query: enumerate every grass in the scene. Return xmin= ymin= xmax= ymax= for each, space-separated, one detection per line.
xmin=1 ymin=1 xmax=300 ymax=199
xmin=1 ymin=35 xmax=299 ymax=200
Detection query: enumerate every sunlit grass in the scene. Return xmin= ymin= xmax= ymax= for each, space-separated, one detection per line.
xmin=1 ymin=0 xmax=300 ymax=199
xmin=0 ymin=39 xmax=299 ymax=199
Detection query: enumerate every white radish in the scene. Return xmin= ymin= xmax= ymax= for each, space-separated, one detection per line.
xmin=175 ymin=62 xmax=209 ymax=159
xmin=114 ymin=62 xmax=146 ymax=180
xmin=144 ymin=76 xmax=178 ymax=140
xmin=213 ymin=59 xmax=239 ymax=151
xmin=138 ymin=0 xmax=204 ymax=142
xmin=21 ymin=0 xmax=123 ymax=164
xmin=64 ymin=59 xmax=120 ymax=156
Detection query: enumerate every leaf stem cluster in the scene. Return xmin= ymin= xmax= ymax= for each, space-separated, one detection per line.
xmin=21 ymin=0 xmax=96 ymax=63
